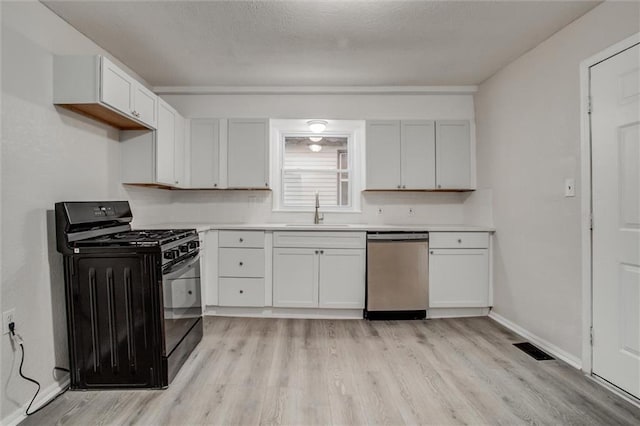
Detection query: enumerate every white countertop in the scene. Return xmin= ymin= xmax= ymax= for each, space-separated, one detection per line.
xmin=138 ymin=222 xmax=495 ymax=233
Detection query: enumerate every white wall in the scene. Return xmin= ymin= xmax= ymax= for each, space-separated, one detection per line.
xmin=475 ymin=2 xmax=640 ymax=361
xmin=162 ymin=92 xmax=490 ymax=226
xmin=0 ymin=3 xmax=171 ymax=424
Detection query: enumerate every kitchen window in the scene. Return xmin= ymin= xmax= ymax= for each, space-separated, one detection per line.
xmin=270 ymin=120 xmax=364 ymax=212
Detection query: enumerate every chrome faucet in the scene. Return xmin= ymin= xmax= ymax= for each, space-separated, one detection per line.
xmin=314 ymin=191 xmax=324 ymax=224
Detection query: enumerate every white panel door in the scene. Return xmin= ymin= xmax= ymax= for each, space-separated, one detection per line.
xmin=435 ymin=121 xmax=471 ymax=190
xmin=591 ymin=43 xmax=640 ymax=399
xmin=227 ymin=118 xmax=269 ymax=188
xmin=401 ymin=120 xmax=436 ymax=189
xmin=156 ymin=100 xmax=176 ymax=186
xmin=132 ymin=83 xmax=157 ymax=128
xmin=273 ymin=248 xmax=319 ymax=308
xmin=429 ymin=248 xmax=489 ymax=308
xmin=318 ymin=249 xmax=365 ymax=309
xmin=100 ymin=56 xmax=133 ymax=116
xmin=366 ymin=120 xmax=401 ymax=189
xmin=190 ymin=119 xmax=220 ymax=188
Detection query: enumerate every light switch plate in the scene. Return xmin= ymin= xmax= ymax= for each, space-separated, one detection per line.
xmin=565 ymin=178 xmax=576 ymax=197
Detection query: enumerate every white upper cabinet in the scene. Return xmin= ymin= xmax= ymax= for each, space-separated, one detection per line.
xmin=435 ymin=121 xmax=471 ymax=190
xmin=227 ymin=118 xmax=269 ymax=189
xmin=190 ymin=119 xmax=220 ymax=188
xmin=120 ymin=98 xmax=186 ymax=188
xmin=366 ymin=120 xmax=401 ymax=190
xmin=156 ymin=99 xmax=178 ymax=186
xmin=401 ymin=120 xmax=436 ymax=190
xmin=54 ymin=55 xmax=157 ymax=130
xmin=366 ymin=119 xmax=472 ymax=191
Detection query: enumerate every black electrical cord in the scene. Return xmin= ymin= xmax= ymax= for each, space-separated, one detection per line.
xmin=9 ymin=323 xmax=71 ymax=416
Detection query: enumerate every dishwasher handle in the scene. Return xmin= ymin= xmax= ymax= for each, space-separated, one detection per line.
xmin=367 ymin=233 xmax=429 ymax=241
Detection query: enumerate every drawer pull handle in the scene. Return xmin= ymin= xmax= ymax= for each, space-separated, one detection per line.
xmin=239 ymin=290 xmax=244 ymax=294
xmin=239 ymin=262 xmax=243 ymax=266
xmin=188 ymin=290 xmax=193 ymax=295
xmin=239 ymin=238 xmax=244 ymax=243
xmin=458 ymin=239 xmax=462 ymax=243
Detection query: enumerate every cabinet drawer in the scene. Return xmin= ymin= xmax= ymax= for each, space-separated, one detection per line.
xmin=429 ymin=232 xmax=489 ymax=249
xmin=273 ymin=231 xmax=366 ymax=249
xmin=219 ymin=248 xmax=265 ymax=277
xmin=219 ymin=278 xmax=265 ymax=307
xmin=219 ymin=230 xmax=265 ymax=248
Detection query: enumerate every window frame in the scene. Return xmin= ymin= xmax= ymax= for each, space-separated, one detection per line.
xmin=270 ymin=120 xmax=364 ymax=213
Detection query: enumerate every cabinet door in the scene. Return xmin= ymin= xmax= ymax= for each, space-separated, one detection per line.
xmin=174 ymin=114 xmax=186 ymax=187
xmin=401 ymin=120 xmax=436 ymax=189
xmin=190 ymin=119 xmax=220 ymax=188
xmin=227 ymin=118 xmax=269 ymax=189
xmin=435 ymin=121 xmax=471 ymax=189
xmin=429 ymin=248 xmax=489 ymax=308
xmin=100 ymin=56 xmax=134 ymax=116
xmin=273 ymin=248 xmax=318 ymax=308
xmin=366 ymin=120 xmax=401 ymax=189
xmin=132 ymin=83 xmax=157 ymax=128
xmin=156 ymin=100 xmax=176 ymax=186
xmin=318 ymin=249 xmax=365 ymax=309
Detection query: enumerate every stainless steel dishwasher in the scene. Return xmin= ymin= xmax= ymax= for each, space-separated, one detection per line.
xmin=365 ymin=232 xmax=429 ymax=320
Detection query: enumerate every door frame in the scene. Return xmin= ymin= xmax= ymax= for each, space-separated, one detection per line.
xmin=579 ymin=32 xmax=640 ymax=376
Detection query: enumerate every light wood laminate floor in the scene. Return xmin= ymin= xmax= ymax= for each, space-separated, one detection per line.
xmin=22 ymin=316 xmax=640 ymax=425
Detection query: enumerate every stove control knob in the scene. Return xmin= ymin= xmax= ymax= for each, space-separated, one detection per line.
xmin=179 ymin=244 xmax=189 ymax=253
xmin=188 ymin=241 xmax=199 ymax=250
xmin=164 ymin=249 xmax=179 ymax=260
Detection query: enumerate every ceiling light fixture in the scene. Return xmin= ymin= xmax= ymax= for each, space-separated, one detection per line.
xmin=307 ymin=120 xmax=328 ymax=133
xmin=308 ymin=144 xmax=323 ymax=153
xmin=309 ymin=136 xmax=323 ymax=142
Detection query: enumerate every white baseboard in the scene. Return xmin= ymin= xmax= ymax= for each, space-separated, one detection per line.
xmin=428 ymin=307 xmax=489 ymax=318
xmin=1 ymin=375 xmax=70 ymax=426
xmin=205 ymin=306 xmax=363 ymax=319
xmin=488 ymin=311 xmax=582 ymax=370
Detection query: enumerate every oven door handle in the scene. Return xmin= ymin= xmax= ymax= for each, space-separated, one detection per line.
xmin=163 ymin=253 xmax=200 ymax=279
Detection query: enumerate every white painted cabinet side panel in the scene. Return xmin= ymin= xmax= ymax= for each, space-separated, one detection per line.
xmin=366 ymin=120 xmax=401 ymax=189
xmin=190 ymin=119 xmax=220 ymax=188
xmin=202 ymin=230 xmax=219 ymax=306
xmin=401 ymin=120 xmax=436 ymax=189
xmin=120 ymin=130 xmax=155 ymax=183
xmin=318 ymin=249 xmax=365 ymax=309
xmin=436 ymin=120 xmax=471 ymax=189
xmin=174 ymin=114 xmax=186 ymax=187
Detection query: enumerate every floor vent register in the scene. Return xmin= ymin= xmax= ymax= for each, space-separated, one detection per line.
xmin=513 ymin=342 xmax=555 ymax=361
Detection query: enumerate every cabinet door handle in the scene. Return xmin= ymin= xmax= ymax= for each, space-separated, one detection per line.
xmin=315 ymin=250 xmax=319 ymax=254
xmin=437 ymin=184 xmax=442 ymax=189
xmin=320 ymin=250 xmax=324 ymax=254
xmin=188 ymin=290 xmax=193 ymax=295
xmin=214 ymin=183 xmax=218 ymax=187
xmin=397 ymin=185 xmax=401 ymax=189
xmin=239 ymin=290 xmax=244 ymax=294
xmin=402 ymin=185 xmax=406 ymax=189
xmin=239 ymin=261 xmax=243 ymax=266
xmin=265 ymin=182 xmax=269 ymax=187
xmin=430 ymin=251 xmax=434 ymax=254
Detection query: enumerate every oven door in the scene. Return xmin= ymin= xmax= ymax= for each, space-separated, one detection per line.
xmin=162 ymin=253 xmax=201 ymax=357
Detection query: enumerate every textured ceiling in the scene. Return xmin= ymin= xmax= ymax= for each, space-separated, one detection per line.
xmin=42 ymin=1 xmax=601 ymax=87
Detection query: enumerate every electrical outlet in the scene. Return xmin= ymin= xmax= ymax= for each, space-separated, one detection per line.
xmin=377 ymin=207 xmax=383 ymax=215
xmin=408 ymin=208 xmax=415 ymax=216
xmin=3 ymin=309 xmax=16 ymax=334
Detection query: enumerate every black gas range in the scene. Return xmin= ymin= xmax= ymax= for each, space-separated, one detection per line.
xmin=55 ymin=201 xmax=203 ymax=389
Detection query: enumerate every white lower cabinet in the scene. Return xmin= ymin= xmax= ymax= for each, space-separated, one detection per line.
xmin=429 ymin=232 xmax=490 ymax=308
xmin=273 ymin=248 xmax=319 ymax=308
xmin=272 ymin=232 xmax=366 ymax=309
xmin=218 ymin=278 xmax=265 ymax=307
xmin=318 ymin=249 xmax=365 ymax=309
xmin=217 ymin=231 xmax=266 ymax=307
